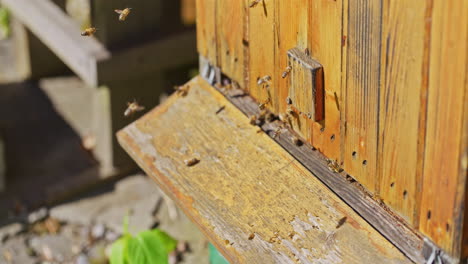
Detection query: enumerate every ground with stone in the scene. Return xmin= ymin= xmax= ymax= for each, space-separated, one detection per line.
xmin=0 ymin=174 xmax=209 ymax=264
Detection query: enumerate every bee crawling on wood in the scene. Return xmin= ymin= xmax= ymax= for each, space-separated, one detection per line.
xmin=184 ymin=158 xmax=200 ymax=167
xmin=291 ymin=136 xmax=303 ymax=146
xmin=258 ymin=98 xmax=271 ymax=110
xmin=273 ymin=124 xmax=286 ymax=139
xmin=81 ymin=27 xmax=97 ymax=36
xmin=282 ymin=66 xmax=292 ymax=78
xmin=115 ymin=8 xmax=132 ymax=21
xmin=326 ymin=159 xmax=343 ymax=173
xmin=249 ymin=0 xmax=261 ymax=8
xmin=257 ymin=75 xmax=272 ymax=87
xmin=174 ymin=85 xmax=190 ymax=97
xmin=124 ymin=100 xmax=145 ymax=117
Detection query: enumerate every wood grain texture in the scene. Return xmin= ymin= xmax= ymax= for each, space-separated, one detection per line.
xmin=2 ymin=0 xmax=110 ymax=87
xmin=343 ymin=0 xmax=382 ymax=194
xmin=309 ymin=0 xmax=343 ymax=162
xmin=204 ymin=70 xmax=428 ymax=263
xmin=216 ymin=0 xmax=245 ymax=85
xmin=117 ymin=76 xmax=411 ymax=264
xmin=248 ymin=0 xmax=276 ymax=110
xmin=274 ymin=0 xmax=309 ymax=114
xmin=378 ymin=0 xmax=426 ymax=225
xmin=287 ymin=48 xmax=324 ymax=141
xmin=419 ymin=0 xmax=468 ymax=257
xmin=196 ymin=0 xmax=217 ymax=66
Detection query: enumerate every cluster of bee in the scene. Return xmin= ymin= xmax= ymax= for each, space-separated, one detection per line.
xmin=81 ymin=7 xmax=132 ymax=36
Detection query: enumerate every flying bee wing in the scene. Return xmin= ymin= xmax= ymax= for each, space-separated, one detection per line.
xmin=114 ymin=9 xmax=123 ymax=14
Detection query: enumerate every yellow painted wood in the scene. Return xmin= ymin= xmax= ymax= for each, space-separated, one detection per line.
xmin=117 ymin=76 xmax=411 ymax=264
xmin=419 ymin=0 xmax=468 ymax=257
xmin=378 ymin=0 xmax=427 ymax=225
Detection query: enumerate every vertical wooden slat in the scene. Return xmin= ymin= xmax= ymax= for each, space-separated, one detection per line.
xmin=378 ymin=1 xmax=426 ymax=224
xmin=343 ymin=0 xmax=382 ymax=193
xmin=274 ymin=0 xmax=309 ymax=114
xmin=196 ymin=0 xmax=217 ymax=66
xmin=216 ymin=0 xmax=245 ymax=86
xmin=248 ymin=0 xmax=275 ymax=110
xmin=308 ymin=0 xmax=343 ymax=162
xmin=419 ymin=0 xmax=468 ymax=256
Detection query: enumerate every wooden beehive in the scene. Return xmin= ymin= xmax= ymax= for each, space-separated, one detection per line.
xmin=118 ymin=0 xmax=468 ymax=263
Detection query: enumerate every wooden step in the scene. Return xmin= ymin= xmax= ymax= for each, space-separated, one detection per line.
xmin=117 ymin=76 xmax=412 ymax=263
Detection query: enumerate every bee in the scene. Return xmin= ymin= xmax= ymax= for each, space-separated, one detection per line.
xmin=286 ymin=97 xmax=292 ymax=105
xmin=257 ymin=75 xmax=272 ymax=86
xmin=258 ymin=98 xmax=270 ymax=110
xmin=326 ymin=159 xmax=343 ymax=173
xmin=336 ymin=216 xmax=347 ymax=229
xmin=281 ymin=66 xmax=292 ymax=78
xmin=286 ymin=105 xmax=295 ymax=115
xmin=81 ymin=27 xmax=97 ymax=36
xmin=291 ymin=136 xmax=302 ymax=146
xmin=184 ymin=158 xmax=200 ymax=167
xmin=174 ymin=85 xmax=190 ymax=97
xmin=249 ymin=115 xmax=258 ymax=125
xmin=273 ymin=124 xmax=285 ymax=139
xmin=124 ymin=100 xmax=145 ymax=117
xmin=249 ymin=0 xmax=261 ymax=8
xmin=115 ymin=8 xmax=132 ymax=21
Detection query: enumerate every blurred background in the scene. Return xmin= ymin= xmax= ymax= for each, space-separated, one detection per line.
xmin=0 ymin=0 xmax=210 ymax=263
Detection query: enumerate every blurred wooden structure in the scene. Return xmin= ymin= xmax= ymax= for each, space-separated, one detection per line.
xmin=118 ymin=0 xmax=468 ymax=263
xmin=0 ymin=0 xmax=198 ymax=188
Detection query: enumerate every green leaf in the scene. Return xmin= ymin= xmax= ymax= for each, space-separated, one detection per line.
xmin=110 ymin=235 xmax=131 ymax=264
xmin=126 ymin=229 xmax=177 ymax=264
xmin=0 ymin=7 xmax=11 ymax=39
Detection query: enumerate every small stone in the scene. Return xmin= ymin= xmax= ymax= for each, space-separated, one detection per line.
xmin=0 ymin=222 xmax=25 ymax=242
xmin=87 ymin=241 xmax=108 ymax=264
xmin=27 ymin=207 xmax=48 ymax=224
xmin=168 ymin=251 xmax=177 ymax=264
xmin=104 ymin=230 xmax=119 ymax=242
xmin=75 ymin=254 xmax=89 ymax=264
xmin=91 ymin=224 xmax=106 ymax=240
xmin=176 ymin=240 xmax=188 ymax=253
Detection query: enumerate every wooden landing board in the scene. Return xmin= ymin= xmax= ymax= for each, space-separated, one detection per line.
xmin=117 ymin=76 xmax=410 ymax=264
xmin=2 ymin=0 xmax=110 ymax=87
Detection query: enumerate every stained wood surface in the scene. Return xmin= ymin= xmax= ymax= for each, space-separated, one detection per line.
xmin=2 ymin=0 xmax=110 ymax=86
xmin=378 ymin=0 xmax=427 ymax=225
xmin=418 ymin=0 xmax=468 ymax=257
xmin=274 ymin=0 xmax=309 ymax=115
xmin=343 ymin=0 xmax=382 ymax=194
xmin=287 ymin=48 xmax=324 ymax=140
xmin=196 ymin=0 xmax=217 ymax=66
xmin=248 ymin=0 xmax=276 ymax=110
xmin=118 ymin=76 xmax=411 ymax=264
xmin=216 ymin=0 xmax=245 ymax=85
xmin=308 ymin=0 xmax=343 ymax=163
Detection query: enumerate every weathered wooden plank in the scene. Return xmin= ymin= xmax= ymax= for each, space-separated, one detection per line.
xmin=309 ymin=0 xmax=343 ymax=162
xmin=248 ymin=0 xmax=276 ymax=110
xmin=378 ymin=1 xmax=427 ymax=224
xmin=216 ymin=0 xmax=245 ymax=86
xmin=274 ymin=0 xmax=309 ymax=114
xmin=203 ymin=67 xmax=428 ymax=263
xmin=343 ymin=0 xmax=382 ymax=194
xmin=419 ymin=0 xmax=468 ymax=257
xmin=287 ymin=48 xmax=324 ymax=141
xmin=1 ymin=0 xmax=109 ymax=86
xmin=117 ymin=76 xmax=411 ymax=264
xmin=196 ymin=0 xmax=217 ymax=66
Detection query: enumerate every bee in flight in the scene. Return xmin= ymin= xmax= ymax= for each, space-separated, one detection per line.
xmin=124 ymin=100 xmax=145 ymax=117
xmin=115 ymin=8 xmax=132 ymax=21
xmin=81 ymin=27 xmax=97 ymax=37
